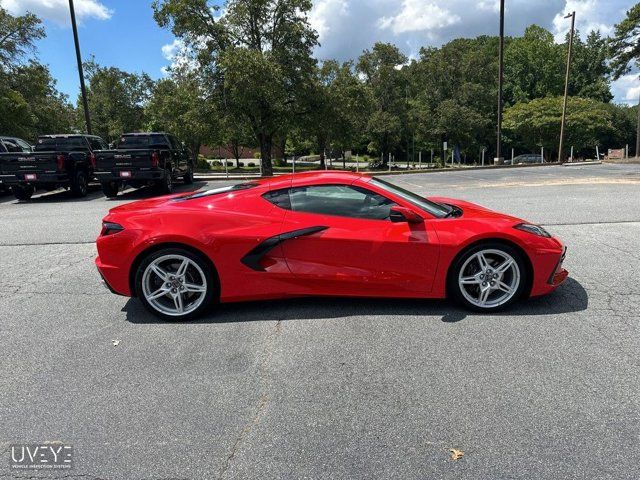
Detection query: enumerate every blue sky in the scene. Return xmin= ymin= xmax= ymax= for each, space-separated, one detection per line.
xmin=2 ymin=0 xmax=638 ymax=104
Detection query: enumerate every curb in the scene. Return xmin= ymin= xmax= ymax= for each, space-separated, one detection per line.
xmin=563 ymin=161 xmax=602 ymax=166
xmin=193 ymin=160 xmax=603 ymax=181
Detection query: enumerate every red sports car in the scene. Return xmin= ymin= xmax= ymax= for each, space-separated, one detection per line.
xmin=96 ymin=172 xmax=568 ymax=321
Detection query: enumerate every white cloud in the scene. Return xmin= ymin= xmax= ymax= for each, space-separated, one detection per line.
xmin=611 ymin=73 xmax=640 ymax=105
xmin=1 ymin=0 xmax=112 ymax=25
xmin=310 ymin=0 xmax=349 ymax=42
xmin=552 ymin=0 xmax=617 ymax=42
xmin=378 ymin=1 xmax=459 ymax=35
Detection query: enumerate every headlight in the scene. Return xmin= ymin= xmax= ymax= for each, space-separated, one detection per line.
xmin=514 ymin=223 xmax=551 ymax=238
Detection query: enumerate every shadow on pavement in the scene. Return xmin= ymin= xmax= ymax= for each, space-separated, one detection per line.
xmin=123 ymin=277 xmax=588 ymax=325
xmin=1 ymin=181 xmax=207 ymax=205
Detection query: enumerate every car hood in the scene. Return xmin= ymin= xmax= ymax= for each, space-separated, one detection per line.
xmin=428 ymin=196 xmax=525 ymax=224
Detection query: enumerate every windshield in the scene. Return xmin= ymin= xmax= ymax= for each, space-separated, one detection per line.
xmin=117 ymin=134 xmax=169 ymax=149
xmin=370 ymin=177 xmax=452 ymax=218
xmin=35 ymin=137 xmax=88 ymax=152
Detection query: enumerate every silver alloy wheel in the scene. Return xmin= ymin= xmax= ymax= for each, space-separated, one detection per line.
xmin=458 ymin=249 xmax=521 ymax=309
xmin=141 ymin=254 xmax=207 ymax=317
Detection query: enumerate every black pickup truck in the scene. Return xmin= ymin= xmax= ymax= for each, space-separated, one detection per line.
xmin=0 ymin=134 xmax=108 ymax=200
xmin=94 ymin=132 xmax=194 ymax=198
xmin=0 ymin=137 xmax=34 ymax=192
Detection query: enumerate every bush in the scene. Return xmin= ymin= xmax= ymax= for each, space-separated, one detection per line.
xmin=254 ymin=152 xmax=261 ymax=159
xmin=196 ymin=157 xmax=211 ymax=170
xmin=248 ymin=162 xmax=256 ymax=167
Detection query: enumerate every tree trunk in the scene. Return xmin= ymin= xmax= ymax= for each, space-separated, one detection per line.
xmin=260 ymin=134 xmax=273 ymax=177
xmin=317 ymin=135 xmax=327 ymax=169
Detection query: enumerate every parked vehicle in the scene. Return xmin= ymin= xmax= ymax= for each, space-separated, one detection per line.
xmin=0 ymin=136 xmax=34 ymax=153
xmin=94 ymin=132 xmax=194 ymax=198
xmin=512 ymin=154 xmax=543 ymax=165
xmin=0 ymin=137 xmax=34 ymax=192
xmin=0 ymin=134 xmax=107 ymax=200
xmin=96 ymin=171 xmax=568 ymax=321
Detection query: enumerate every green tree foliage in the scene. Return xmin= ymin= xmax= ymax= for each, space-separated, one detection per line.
xmin=408 ymin=36 xmax=498 ymax=159
xmin=145 ymin=73 xmax=222 ymax=160
xmin=503 ymin=96 xmax=619 ymax=157
xmin=0 ymin=8 xmax=74 ymax=140
xmin=153 ymin=0 xmax=318 ymax=176
xmin=357 ymin=43 xmax=407 ymax=164
xmin=82 ymin=60 xmax=152 ymax=141
xmin=610 ymin=3 xmax=640 ymax=79
xmin=0 ymin=7 xmax=44 ymax=71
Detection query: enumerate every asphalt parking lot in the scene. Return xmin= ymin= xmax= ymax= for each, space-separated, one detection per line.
xmin=1 ymin=164 xmax=638 ymax=479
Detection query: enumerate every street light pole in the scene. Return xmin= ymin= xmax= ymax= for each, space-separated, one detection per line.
xmin=69 ymin=0 xmax=92 ymax=135
xmin=496 ymin=0 xmax=505 ymax=163
xmin=558 ymin=11 xmax=575 ymax=163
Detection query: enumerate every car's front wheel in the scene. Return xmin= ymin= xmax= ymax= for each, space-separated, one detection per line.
xmin=449 ymin=243 xmax=527 ymax=312
xmin=135 ymin=248 xmax=217 ymax=321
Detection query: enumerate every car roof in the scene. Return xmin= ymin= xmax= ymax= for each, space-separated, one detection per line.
xmin=265 ymin=171 xmax=365 ymax=190
xmin=38 ymin=134 xmax=101 ymax=139
xmin=121 ymin=132 xmax=169 ymax=136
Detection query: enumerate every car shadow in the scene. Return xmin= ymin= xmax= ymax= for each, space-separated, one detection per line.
xmin=123 ymin=277 xmax=588 ymax=325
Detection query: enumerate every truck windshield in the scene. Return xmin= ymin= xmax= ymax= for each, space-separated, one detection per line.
xmin=118 ymin=135 xmax=169 ymax=149
xmin=35 ymin=137 xmax=88 ymax=152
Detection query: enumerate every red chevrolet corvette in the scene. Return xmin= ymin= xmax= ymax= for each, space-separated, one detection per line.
xmin=96 ymin=172 xmax=568 ymax=320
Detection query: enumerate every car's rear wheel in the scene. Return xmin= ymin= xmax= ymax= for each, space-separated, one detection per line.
xmin=70 ymin=170 xmax=88 ymax=197
xmin=156 ymin=170 xmax=173 ymax=194
xmin=102 ymin=181 xmax=119 ymax=198
xmin=135 ymin=248 xmax=217 ymax=321
xmin=183 ymin=163 xmax=194 ymax=185
xmin=13 ymin=184 xmax=34 ymax=201
xmin=449 ymin=243 xmax=526 ymax=312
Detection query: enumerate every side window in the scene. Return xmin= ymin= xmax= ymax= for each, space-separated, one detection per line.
xmin=3 ymin=140 xmax=22 ymax=153
xmin=263 ymin=189 xmax=292 ymax=210
xmin=16 ymin=139 xmax=33 ymax=152
xmin=288 ymin=184 xmax=396 ymax=220
xmin=168 ymin=135 xmax=179 ymax=150
xmin=89 ymin=138 xmax=103 ymax=151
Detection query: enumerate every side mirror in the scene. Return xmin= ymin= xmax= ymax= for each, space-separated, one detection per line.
xmin=389 ymin=206 xmax=423 ymax=224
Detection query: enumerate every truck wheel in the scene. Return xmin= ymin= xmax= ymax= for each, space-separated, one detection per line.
xmin=13 ymin=185 xmax=34 ymax=201
xmin=156 ymin=170 xmax=173 ymax=195
xmin=102 ymin=181 xmax=119 ymax=198
xmin=183 ymin=164 xmax=194 ymax=185
xmin=70 ymin=171 xmax=88 ymax=197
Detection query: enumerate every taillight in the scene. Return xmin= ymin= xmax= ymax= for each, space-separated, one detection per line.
xmin=56 ymin=154 xmax=65 ymax=171
xmin=101 ymin=222 xmax=124 ymax=236
xmin=151 ymin=152 xmax=159 ymax=168
xmin=89 ymin=153 xmax=97 ymax=169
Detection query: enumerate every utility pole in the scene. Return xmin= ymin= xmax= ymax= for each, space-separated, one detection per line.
xmin=558 ymin=11 xmax=575 ymax=163
xmin=69 ymin=0 xmax=92 ymax=135
xmin=496 ymin=0 xmax=505 ymax=164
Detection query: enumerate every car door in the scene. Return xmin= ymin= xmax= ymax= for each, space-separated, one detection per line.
xmin=274 ymin=183 xmax=440 ymax=297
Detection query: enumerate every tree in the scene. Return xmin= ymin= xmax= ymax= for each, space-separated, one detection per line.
xmin=153 ymin=0 xmax=318 ymax=176
xmin=610 ymin=3 xmax=640 ymax=155
xmin=82 ymin=60 xmax=152 ymax=142
xmin=503 ymin=96 xmax=615 ymax=158
xmin=357 ymin=43 xmax=407 ymax=165
xmin=0 ymin=7 xmax=44 ymax=72
xmin=145 ymin=73 xmax=221 ymax=160
xmin=570 ymin=31 xmax=612 ymax=103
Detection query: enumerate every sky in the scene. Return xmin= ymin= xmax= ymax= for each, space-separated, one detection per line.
xmin=2 ymin=0 xmax=638 ymax=104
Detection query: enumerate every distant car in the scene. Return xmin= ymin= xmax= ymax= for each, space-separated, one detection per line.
xmin=0 ymin=134 xmax=107 ymax=200
xmin=94 ymin=132 xmax=194 ymax=198
xmin=512 ymin=154 xmax=543 ymax=165
xmin=96 ymin=171 xmax=569 ymax=321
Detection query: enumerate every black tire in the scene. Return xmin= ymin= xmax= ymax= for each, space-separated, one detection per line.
xmin=70 ymin=170 xmax=88 ymax=197
xmin=183 ymin=163 xmax=194 ymax=185
xmin=12 ymin=184 xmax=34 ymax=201
xmin=155 ymin=170 xmax=173 ymax=195
xmin=448 ymin=242 xmax=528 ymax=312
xmin=102 ymin=181 xmax=119 ymax=198
xmin=134 ymin=247 xmax=218 ymax=322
